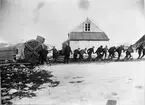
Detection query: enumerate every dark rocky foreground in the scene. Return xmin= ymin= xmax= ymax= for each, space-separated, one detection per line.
xmin=1 ymin=64 xmax=60 ymax=105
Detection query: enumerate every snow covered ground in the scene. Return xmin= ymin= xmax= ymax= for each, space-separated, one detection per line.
xmin=13 ymin=59 xmax=144 ymax=105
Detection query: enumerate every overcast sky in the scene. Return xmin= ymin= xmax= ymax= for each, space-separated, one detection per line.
xmin=0 ymin=0 xmax=144 ymax=48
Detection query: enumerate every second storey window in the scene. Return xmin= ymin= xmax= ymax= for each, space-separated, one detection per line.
xmin=84 ymin=23 xmax=90 ymax=32
xmin=88 ymin=23 xmax=90 ymax=31
xmin=85 ymin=23 xmax=88 ymax=31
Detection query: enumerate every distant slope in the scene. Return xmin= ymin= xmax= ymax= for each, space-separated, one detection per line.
xmin=0 ymin=42 xmax=9 ymax=48
xmin=0 ymin=42 xmax=14 ymax=48
xmin=134 ymin=35 xmax=145 ymax=47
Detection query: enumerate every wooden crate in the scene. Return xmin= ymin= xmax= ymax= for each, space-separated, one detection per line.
xmin=36 ymin=35 xmax=45 ymax=44
xmin=24 ymin=39 xmax=43 ymax=64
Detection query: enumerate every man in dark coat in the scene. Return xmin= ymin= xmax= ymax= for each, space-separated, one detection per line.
xmin=103 ymin=45 xmax=108 ymax=59
xmin=73 ymin=48 xmax=80 ymax=61
xmin=52 ymin=46 xmax=58 ymax=62
xmin=136 ymin=44 xmax=143 ymax=59
xmin=108 ymin=46 xmax=116 ymax=60
xmin=63 ymin=44 xmax=72 ymax=64
xmin=124 ymin=45 xmax=134 ymax=60
xmin=38 ymin=46 xmax=49 ymax=65
xmin=79 ymin=48 xmax=87 ymax=62
xmin=140 ymin=43 xmax=145 ymax=59
xmin=95 ymin=45 xmax=104 ymax=60
xmin=116 ymin=45 xmax=125 ymax=60
xmin=141 ymin=49 xmax=145 ymax=58
xmin=87 ymin=46 xmax=95 ymax=61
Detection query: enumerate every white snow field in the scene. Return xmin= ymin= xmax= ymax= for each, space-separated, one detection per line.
xmin=13 ymin=60 xmax=145 ymax=105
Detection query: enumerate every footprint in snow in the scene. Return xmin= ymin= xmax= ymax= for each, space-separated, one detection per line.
xmin=135 ymin=85 xmax=143 ymax=89
xmin=72 ymin=76 xmax=83 ymax=79
xmin=111 ymin=92 xmax=118 ymax=96
xmin=69 ymin=80 xmax=84 ymax=83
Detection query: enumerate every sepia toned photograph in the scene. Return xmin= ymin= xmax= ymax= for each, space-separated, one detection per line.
xmin=0 ymin=0 xmax=145 ymax=105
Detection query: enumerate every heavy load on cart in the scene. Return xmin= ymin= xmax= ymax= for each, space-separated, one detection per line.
xmin=16 ymin=36 xmax=47 ymax=64
xmin=0 ymin=36 xmax=51 ymax=65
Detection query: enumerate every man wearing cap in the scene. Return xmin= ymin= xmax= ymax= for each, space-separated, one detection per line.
xmin=87 ymin=46 xmax=95 ymax=61
xmin=79 ymin=48 xmax=87 ymax=62
xmin=102 ymin=45 xmax=108 ymax=60
xmin=95 ymin=45 xmax=104 ymax=60
xmin=63 ymin=44 xmax=72 ymax=64
xmin=136 ymin=44 xmax=143 ymax=59
xmin=52 ymin=46 xmax=58 ymax=63
xmin=108 ymin=46 xmax=116 ymax=60
xmin=38 ymin=45 xmax=48 ymax=65
xmin=73 ymin=48 xmax=80 ymax=61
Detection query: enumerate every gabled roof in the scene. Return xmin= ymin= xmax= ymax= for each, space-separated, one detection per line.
xmin=69 ymin=32 xmax=109 ymax=41
xmin=72 ymin=18 xmax=103 ymax=32
xmin=68 ymin=18 xmax=109 ymax=41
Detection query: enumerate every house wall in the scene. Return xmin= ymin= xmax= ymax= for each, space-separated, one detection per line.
xmin=70 ymin=41 xmax=110 ymax=51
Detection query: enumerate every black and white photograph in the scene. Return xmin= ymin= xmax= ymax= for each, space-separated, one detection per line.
xmin=0 ymin=0 xmax=145 ymax=105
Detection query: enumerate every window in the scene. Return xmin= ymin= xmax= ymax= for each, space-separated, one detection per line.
xmin=84 ymin=23 xmax=90 ymax=31
xmin=85 ymin=23 xmax=88 ymax=31
xmin=88 ymin=23 xmax=90 ymax=31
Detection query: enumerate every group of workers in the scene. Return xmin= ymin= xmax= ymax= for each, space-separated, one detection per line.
xmin=38 ymin=43 xmax=145 ymax=64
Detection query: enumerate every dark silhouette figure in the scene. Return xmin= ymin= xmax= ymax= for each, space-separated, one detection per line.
xmin=141 ymin=49 xmax=145 ymax=58
xmin=79 ymin=48 xmax=87 ymax=62
xmin=87 ymin=46 xmax=95 ymax=61
xmin=95 ymin=46 xmax=104 ymax=60
xmin=139 ymin=43 xmax=145 ymax=59
xmin=136 ymin=44 xmax=143 ymax=59
xmin=108 ymin=46 xmax=116 ymax=60
xmin=63 ymin=44 xmax=72 ymax=64
xmin=124 ymin=45 xmax=134 ymax=60
xmin=73 ymin=48 xmax=80 ymax=61
xmin=103 ymin=45 xmax=108 ymax=59
xmin=38 ymin=48 xmax=48 ymax=65
xmin=116 ymin=45 xmax=125 ymax=60
xmin=52 ymin=46 xmax=58 ymax=62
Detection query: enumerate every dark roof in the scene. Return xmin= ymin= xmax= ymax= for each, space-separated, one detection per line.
xmin=134 ymin=35 xmax=145 ymax=47
xmin=69 ymin=32 xmax=109 ymax=41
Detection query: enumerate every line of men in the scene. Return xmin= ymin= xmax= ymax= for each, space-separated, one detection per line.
xmin=38 ymin=43 xmax=145 ymax=64
xmin=136 ymin=43 xmax=145 ymax=59
xmin=63 ymin=43 xmax=145 ymax=63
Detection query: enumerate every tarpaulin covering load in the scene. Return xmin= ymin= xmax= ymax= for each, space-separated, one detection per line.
xmin=0 ymin=46 xmax=17 ymax=61
xmin=24 ymin=39 xmax=43 ymax=64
